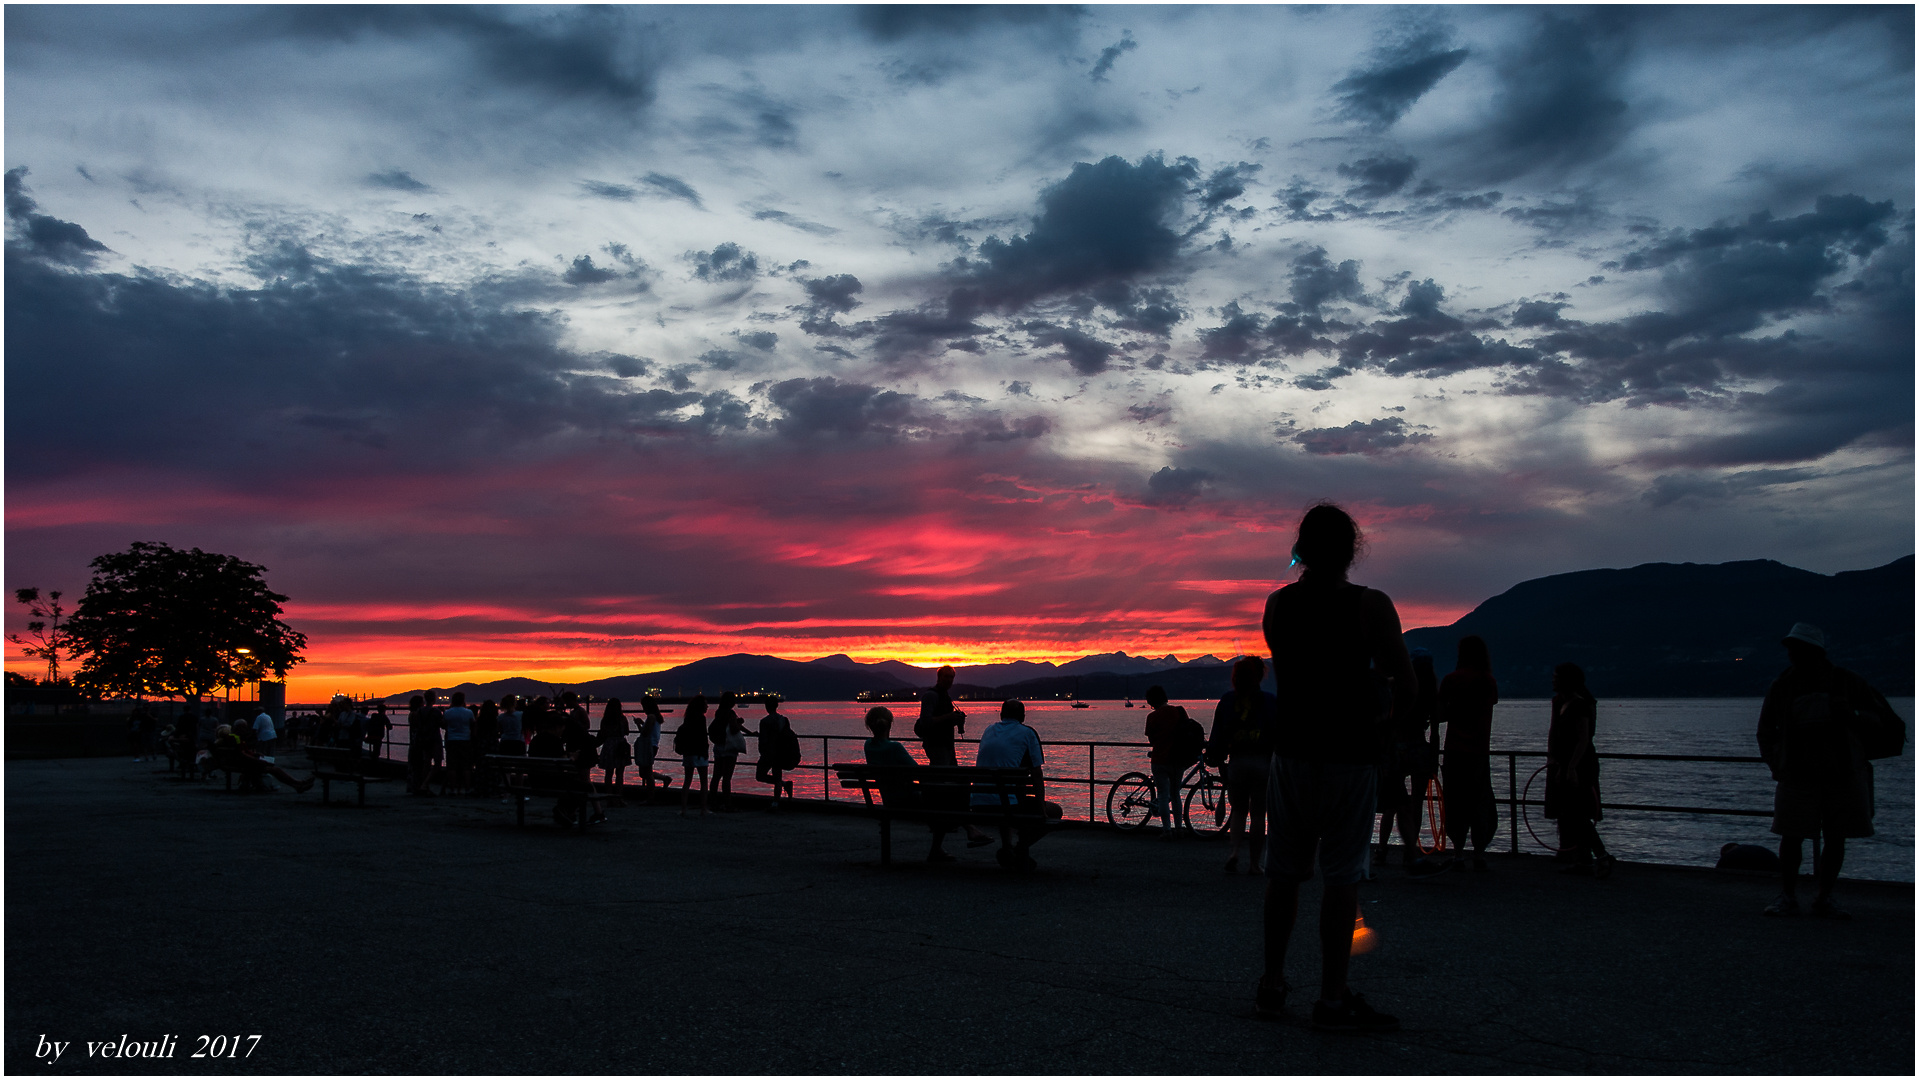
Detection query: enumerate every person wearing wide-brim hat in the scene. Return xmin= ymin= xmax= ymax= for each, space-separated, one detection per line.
xmin=1756 ymin=622 xmax=1902 ymax=920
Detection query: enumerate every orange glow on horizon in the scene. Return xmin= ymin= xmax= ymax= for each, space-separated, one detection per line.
xmin=6 ymin=592 xmax=1473 ymax=702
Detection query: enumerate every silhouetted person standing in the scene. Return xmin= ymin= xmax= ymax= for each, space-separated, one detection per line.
xmin=677 ymin=695 xmax=710 ymax=818
xmin=1757 ymin=623 xmax=1900 ymax=919
xmin=1440 ymin=636 xmax=1499 ymax=870
xmin=442 ymin=691 xmax=474 ymax=794
xmin=600 ymin=699 xmax=632 ymax=796
xmin=1545 ymin=662 xmax=1614 ymax=878
xmin=917 ymin=665 xmax=990 ymax=847
xmin=1143 ymin=686 xmax=1196 ymax=832
xmin=636 ymin=697 xmax=671 ymax=791
xmin=1257 ymin=503 xmax=1412 ymax=1032
xmin=755 ymin=696 xmax=797 ymax=808
xmin=407 ymin=693 xmax=441 ymax=796
xmin=915 ymin=665 xmax=967 ymax=766
xmin=1208 ymin=658 xmax=1278 ymax=871
xmin=709 ymin=692 xmax=747 ymax=811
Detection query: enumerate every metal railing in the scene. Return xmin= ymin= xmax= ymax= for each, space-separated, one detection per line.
xmin=284 ymin=718 xmax=1778 ymax=847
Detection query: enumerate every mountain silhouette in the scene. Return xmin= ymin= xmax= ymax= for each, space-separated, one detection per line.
xmin=1403 ymin=556 xmax=1912 ymax=697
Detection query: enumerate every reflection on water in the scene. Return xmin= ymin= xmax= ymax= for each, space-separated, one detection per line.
xmin=377 ymin=696 xmax=1915 ymax=881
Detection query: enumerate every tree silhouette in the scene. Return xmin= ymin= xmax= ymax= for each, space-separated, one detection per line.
xmin=7 ymin=587 xmax=71 ymax=685
xmin=64 ymin=542 xmax=307 ymax=699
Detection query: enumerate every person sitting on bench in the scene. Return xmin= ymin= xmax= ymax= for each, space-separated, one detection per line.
xmin=973 ymin=700 xmax=1061 ymax=870
xmin=212 ymin=725 xmax=316 ymax=793
xmin=862 ymin=706 xmax=966 ymax=863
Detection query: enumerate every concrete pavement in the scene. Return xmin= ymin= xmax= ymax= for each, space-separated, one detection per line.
xmin=5 ymin=755 xmax=1912 ymax=1074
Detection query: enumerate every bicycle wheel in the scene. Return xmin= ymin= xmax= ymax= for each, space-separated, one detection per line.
xmin=1184 ymin=776 xmax=1228 ymax=837
xmin=1106 ymin=772 xmax=1157 ymax=831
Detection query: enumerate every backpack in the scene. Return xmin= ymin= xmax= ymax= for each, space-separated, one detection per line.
xmin=1176 ymin=714 xmax=1207 ymax=766
xmin=673 ymin=724 xmax=701 ymax=757
xmin=774 ymin=718 xmax=802 ymax=770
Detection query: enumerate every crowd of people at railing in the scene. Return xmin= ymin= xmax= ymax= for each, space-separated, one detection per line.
xmin=145 ymin=499 xmax=1903 ymax=1035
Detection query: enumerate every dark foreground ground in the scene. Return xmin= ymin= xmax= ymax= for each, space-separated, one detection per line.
xmin=6 ymin=756 xmax=1913 ymax=1075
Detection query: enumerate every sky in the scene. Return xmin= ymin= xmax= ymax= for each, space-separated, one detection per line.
xmin=5 ymin=5 xmax=1913 ymax=700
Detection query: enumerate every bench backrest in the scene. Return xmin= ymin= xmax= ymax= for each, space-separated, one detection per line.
xmin=831 ymin=763 xmax=1044 ymax=807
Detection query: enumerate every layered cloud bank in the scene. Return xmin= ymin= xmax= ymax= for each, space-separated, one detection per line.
xmin=5 ymin=6 xmax=1911 ymax=698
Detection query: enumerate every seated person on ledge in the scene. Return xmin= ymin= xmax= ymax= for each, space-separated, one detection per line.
xmin=973 ymin=700 xmax=1063 ymax=870
xmin=864 ymin=707 xmax=962 ymax=863
xmin=212 ymin=725 xmax=316 ymax=793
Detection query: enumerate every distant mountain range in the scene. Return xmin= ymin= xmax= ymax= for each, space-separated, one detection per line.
xmin=386 ymin=556 xmax=1911 ymax=703
xmin=1403 ymin=555 xmax=1911 ymax=697
xmin=388 ymin=651 xmax=1233 ymax=705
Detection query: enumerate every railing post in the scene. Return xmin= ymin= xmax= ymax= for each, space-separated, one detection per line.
xmin=821 ymin=736 xmax=830 ymax=803
xmin=1508 ymin=752 xmax=1519 ymax=853
xmin=1089 ymin=748 xmax=1105 ymax=824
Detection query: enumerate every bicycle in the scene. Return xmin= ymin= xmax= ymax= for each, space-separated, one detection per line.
xmin=1106 ymin=760 xmax=1227 ymax=835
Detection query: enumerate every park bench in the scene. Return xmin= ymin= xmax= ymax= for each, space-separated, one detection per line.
xmin=207 ymin=745 xmax=258 ymax=792
xmin=830 ymin=763 xmax=1063 ymax=868
xmin=304 ymin=745 xmax=390 ymax=806
xmin=483 ymin=754 xmax=605 ymax=833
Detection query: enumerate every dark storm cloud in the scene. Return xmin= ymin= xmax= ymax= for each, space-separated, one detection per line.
xmin=1198 ymin=163 xmax=1261 ymax=209
xmin=856 ymin=5 xmax=1083 ymax=42
xmin=641 ymin=173 xmax=704 ymax=209
xmin=1509 ymin=300 xmax=1569 ymax=328
xmin=1088 ymin=34 xmax=1136 ymax=82
xmin=603 ymin=354 xmax=650 ymax=379
xmin=1196 ymin=301 xmax=1337 ymax=364
xmin=364 ymin=169 xmax=433 ymax=193
xmin=735 ymin=330 xmax=778 ymax=352
xmin=1326 ymin=193 xmax=1919 ymax=467
xmin=1288 ymin=248 xmax=1367 ymax=313
xmin=1327 ymin=278 xmax=1539 ymax=379
xmin=866 ymin=301 xmax=986 ymax=362
xmin=1640 ymin=467 xmax=1823 ymax=508
xmin=4 ymin=168 xmax=109 ymax=267
xmin=1291 ymin=417 xmax=1432 ymax=456
xmin=767 ymin=377 xmax=920 ymax=440
xmin=687 ymin=243 xmax=760 ymax=283
xmin=752 ymin=208 xmax=837 ymax=236
xmin=801 ymin=274 xmax=863 ymax=314
xmin=1468 ymin=11 xmax=1633 ymax=180
xmin=578 ymin=180 xmax=637 ymax=201
xmin=1337 ymin=155 xmax=1417 ymax=200
xmin=1095 ymin=282 xmax=1185 ymax=335
xmin=3 ymin=238 xmax=753 ymax=485
xmin=275 ymin=6 xmax=655 ymax=105
xmin=1503 ymin=193 xmax=1603 ymax=232
xmin=958 ymin=154 xmax=1196 ymax=312
xmin=1331 ymin=30 xmax=1469 ymax=130
xmin=1021 ymin=321 xmax=1119 ymax=375
xmin=562 ymin=255 xmax=619 ymax=285
xmin=1144 ymin=465 xmax=1211 ymax=506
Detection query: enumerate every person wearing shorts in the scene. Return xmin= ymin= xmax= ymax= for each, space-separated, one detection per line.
xmin=1256 ymin=503 xmax=1414 ymax=1034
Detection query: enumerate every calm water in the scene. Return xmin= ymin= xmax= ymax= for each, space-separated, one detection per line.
xmin=376 ymin=697 xmax=1915 ymax=881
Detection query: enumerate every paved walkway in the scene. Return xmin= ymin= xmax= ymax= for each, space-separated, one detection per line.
xmin=5 ymin=756 xmax=1912 ymax=1074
